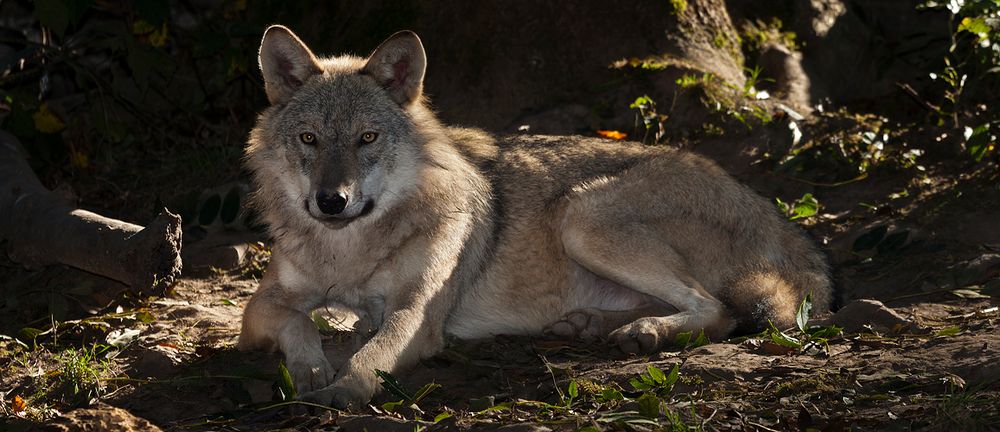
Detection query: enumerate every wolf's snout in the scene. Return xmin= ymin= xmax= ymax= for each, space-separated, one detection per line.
xmin=316 ymin=190 xmax=349 ymax=215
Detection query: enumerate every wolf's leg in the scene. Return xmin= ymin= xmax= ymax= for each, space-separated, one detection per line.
xmin=559 ymin=204 xmax=735 ymax=353
xmin=238 ymin=269 xmax=334 ymax=393
xmin=544 ymin=305 xmax=675 ymax=340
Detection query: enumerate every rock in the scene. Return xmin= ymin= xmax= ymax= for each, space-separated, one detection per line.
xmin=44 ymin=403 xmax=162 ymax=432
xmin=829 ymin=299 xmax=920 ymax=334
xmin=506 ymin=104 xmax=593 ymax=135
xmin=181 ymin=231 xmax=262 ymax=276
xmin=757 ymin=43 xmax=812 ymax=116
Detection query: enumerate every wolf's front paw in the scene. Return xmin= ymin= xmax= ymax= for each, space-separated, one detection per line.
xmin=299 ymin=375 xmax=374 ymax=409
xmin=610 ymin=317 xmax=668 ymax=354
xmin=286 ymin=356 xmax=336 ymax=394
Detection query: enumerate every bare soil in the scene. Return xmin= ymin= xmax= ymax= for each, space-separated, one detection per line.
xmin=2 ymin=123 xmax=999 ymax=431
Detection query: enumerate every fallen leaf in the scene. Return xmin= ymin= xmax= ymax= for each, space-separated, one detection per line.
xmin=32 ymin=103 xmax=65 ymax=133
xmin=597 ymin=130 xmax=627 ymax=140
xmin=106 ymin=328 xmax=142 ymax=347
xmin=12 ymin=395 xmax=25 ymax=413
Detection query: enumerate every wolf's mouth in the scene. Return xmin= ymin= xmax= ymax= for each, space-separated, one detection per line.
xmin=307 ymin=199 xmax=374 ymax=229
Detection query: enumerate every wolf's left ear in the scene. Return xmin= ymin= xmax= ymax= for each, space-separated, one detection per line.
xmin=259 ymin=25 xmax=322 ymax=105
xmin=362 ymin=31 xmax=426 ymax=106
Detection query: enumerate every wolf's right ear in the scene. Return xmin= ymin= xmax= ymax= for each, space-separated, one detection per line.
xmin=259 ymin=25 xmax=322 ymax=105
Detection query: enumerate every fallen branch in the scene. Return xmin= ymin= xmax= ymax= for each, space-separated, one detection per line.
xmin=0 ymin=130 xmax=182 ymax=294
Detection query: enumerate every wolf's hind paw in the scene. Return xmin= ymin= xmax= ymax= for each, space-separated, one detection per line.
xmin=544 ymin=309 xmax=605 ymax=340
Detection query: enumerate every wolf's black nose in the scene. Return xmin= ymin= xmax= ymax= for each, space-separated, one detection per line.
xmin=316 ymin=190 xmax=348 ymax=215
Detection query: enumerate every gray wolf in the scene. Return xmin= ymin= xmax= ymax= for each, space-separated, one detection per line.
xmin=237 ymin=25 xmax=832 ymax=408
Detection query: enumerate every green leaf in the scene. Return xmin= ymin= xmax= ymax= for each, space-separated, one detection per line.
xmin=19 ymin=327 xmax=44 ymax=341
xmin=375 ymin=369 xmax=413 ymax=402
xmin=936 ymin=326 xmax=961 ymax=337
xmin=691 ymin=330 xmax=710 ymax=348
xmin=311 ymin=311 xmax=334 ymax=334
xmin=135 ymin=311 xmax=156 ymax=324
xmin=796 ymin=294 xmax=813 ymax=333
xmin=277 ymin=361 xmax=297 ymax=401
xmin=636 ymin=393 xmax=661 ymax=418
xmin=664 ymin=363 xmax=680 ymax=387
xmin=790 ymin=193 xmax=819 ymax=220
xmin=958 ymin=17 xmax=991 ymax=40
xmin=629 ymin=377 xmax=651 ymax=391
xmin=775 ymin=197 xmax=790 ymax=214
xmin=964 ymin=124 xmax=992 ymax=162
xmin=630 ymin=95 xmax=654 ymax=110
xmin=647 ymin=365 xmax=666 ymax=385
xmin=381 ymin=400 xmax=403 ymax=413
xmin=770 ymin=331 xmax=803 ymax=348
xmin=567 ymin=380 xmax=578 ymax=398
xmin=411 ymin=382 xmax=441 ymax=404
xmin=767 ymin=321 xmax=803 ymax=348
xmin=599 ymin=387 xmax=624 ymax=401
xmin=673 ymin=331 xmax=693 ymax=347
xmin=808 ymin=325 xmax=843 ymax=339
xmin=433 ymin=412 xmax=453 ymax=423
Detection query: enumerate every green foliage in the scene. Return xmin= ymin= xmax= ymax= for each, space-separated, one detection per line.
xmin=742 ymin=65 xmax=772 ymax=100
xmin=375 ymin=369 xmax=441 ymax=414
xmin=740 ymin=18 xmax=799 ymax=52
xmin=673 ymin=329 xmax=710 ymax=349
xmin=964 ymin=123 xmax=996 ymax=161
xmin=675 ymin=73 xmax=709 ymax=89
xmin=276 ymin=361 xmax=296 ymax=401
xmin=775 ymin=193 xmax=820 ymax=221
xmin=918 ymin=0 xmax=1000 ymax=130
xmin=759 ymin=294 xmax=844 ymax=354
xmin=629 ymin=364 xmax=680 ymax=396
xmin=668 ymin=0 xmax=688 ymax=15
xmin=0 ymin=1 xmax=301 ymax=192
xmin=630 ymin=95 xmax=668 ymax=144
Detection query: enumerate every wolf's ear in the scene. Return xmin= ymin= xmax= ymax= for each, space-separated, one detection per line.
xmin=362 ymin=31 xmax=426 ymax=106
xmin=259 ymin=25 xmax=322 ymax=105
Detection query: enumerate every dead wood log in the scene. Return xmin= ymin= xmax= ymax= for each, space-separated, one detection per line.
xmin=0 ymin=130 xmax=182 ymax=294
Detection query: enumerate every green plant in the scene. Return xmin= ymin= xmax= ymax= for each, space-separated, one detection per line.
xmin=375 ymin=369 xmax=441 ymax=414
xmin=760 ymin=294 xmax=843 ymax=354
xmin=630 ymin=95 xmax=668 ymax=144
xmin=741 ymin=65 xmax=772 ymax=100
xmin=918 ymin=0 xmax=1000 ymax=135
xmin=47 ymin=344 xmax=120 ymax=405
xmin=629 ymin=364 xmax=680 ymax=397
xmin=775 ymin=193 xmax=820 ymax=220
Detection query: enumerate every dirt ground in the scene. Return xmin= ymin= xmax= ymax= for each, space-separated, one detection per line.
xmin=1 ymin=112 xmax=999 ymax=431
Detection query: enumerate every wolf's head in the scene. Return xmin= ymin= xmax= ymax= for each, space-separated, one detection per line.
xmin=247 ymin=26 xmax=430 ymax=229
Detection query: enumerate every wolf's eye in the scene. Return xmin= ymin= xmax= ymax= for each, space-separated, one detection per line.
xmin=360 ymin=132 xmax=378 ymax=144
xmin=299 ymin=133 xmax=316 ymax=145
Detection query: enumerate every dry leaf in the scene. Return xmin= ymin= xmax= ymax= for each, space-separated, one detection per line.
xmin=597 ymin=130 xmax=627 ymax=140
xmin=12 ymin=395 xmax=26 ymax=413
xmin=32 ymin=103 xmax=65 ymax=133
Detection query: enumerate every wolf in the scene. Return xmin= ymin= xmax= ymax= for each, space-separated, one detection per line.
xmin=237 ymin=25 xmax=832 ymax=408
